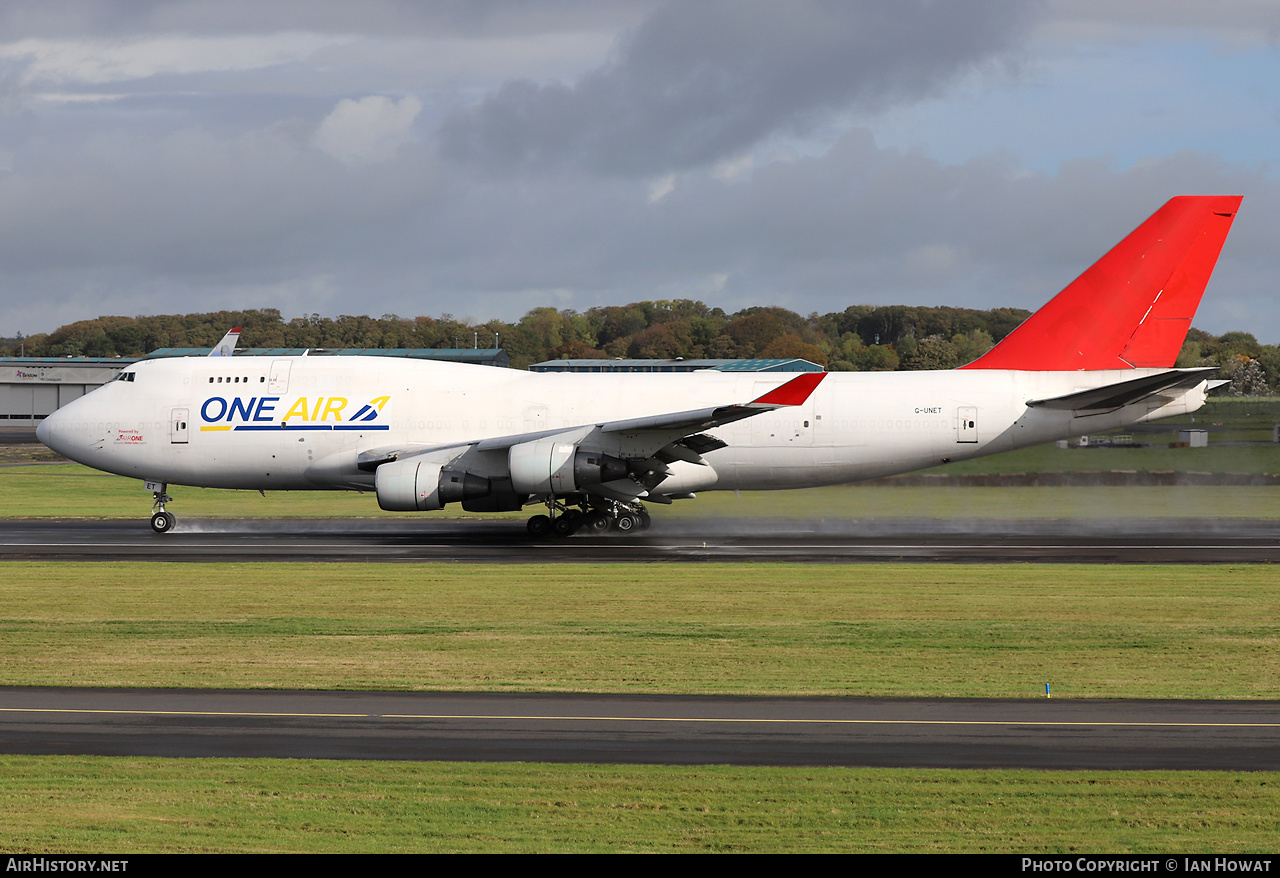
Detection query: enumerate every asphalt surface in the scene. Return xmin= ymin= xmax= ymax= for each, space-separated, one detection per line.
xmin=4 ymin=517 xmax=1276 ymax=770
xmin=2 ymin=687 xmax=1277 ymax=769
xmin=2 ymin=517 xmax=1278 ymax=562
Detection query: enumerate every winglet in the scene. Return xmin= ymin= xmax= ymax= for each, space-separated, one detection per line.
xmin=961 ymin=196 xmax=1241 ymax=371
xmin=749 ymin=372 xmax=827 ymax=406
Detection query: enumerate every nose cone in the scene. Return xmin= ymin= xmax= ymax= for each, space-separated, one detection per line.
xmin=35 ymin=408 xmax=67 ymax=456
xmin=35 ymin=392 xmax=134 ymax=476
xmin=36 ymin=402 xmax=90 ymax=463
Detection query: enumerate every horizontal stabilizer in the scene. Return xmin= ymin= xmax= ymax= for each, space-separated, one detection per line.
xmin=1025 ymin=368 xmax=1216 ymax=412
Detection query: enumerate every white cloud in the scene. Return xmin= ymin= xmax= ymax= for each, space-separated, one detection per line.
xmin=647 ymin=173 xmax=676 ymax=203
xmin=313 ymin=94 xmax=422 ymax=164
xmin=713 ymin=154 xmax=755 ymax=182
xmin=0 ymin=33 xmax=340 ymax=87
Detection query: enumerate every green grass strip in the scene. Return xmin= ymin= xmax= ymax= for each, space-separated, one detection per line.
xmin=2 ymin=562 xmax=1277 ymax=698
xmin=3 ymin=461 xmax=1279 ymax=518
xmin=0 ymin=756 xmax=1276 ymax=853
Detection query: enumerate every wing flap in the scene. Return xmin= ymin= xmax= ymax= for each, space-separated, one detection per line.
xmin=586 ymin=479 xmax=649 ymax=502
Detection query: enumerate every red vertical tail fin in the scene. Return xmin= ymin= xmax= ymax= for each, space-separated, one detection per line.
xmin=961 ymin=196 xmax=1242 ymax=371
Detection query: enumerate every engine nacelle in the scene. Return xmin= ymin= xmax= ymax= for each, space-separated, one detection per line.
xmin=375 ymin=460 xmax=494 ymax=511
xmin=376 ymin=458 xmax=446 ymax=511
xmin=508 ymin=438 xmax=629 ymax=496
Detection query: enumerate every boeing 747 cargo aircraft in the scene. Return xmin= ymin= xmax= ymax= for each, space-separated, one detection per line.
xmin=37 ymin=196 xmax=1242 ymax=535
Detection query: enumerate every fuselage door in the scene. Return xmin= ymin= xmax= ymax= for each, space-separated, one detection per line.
xmin=956 ymin=406 xmax=977 ymax=444
xmin=171 ymin=408 xmax=189 ymax=444
xmin=269 ymin=360 xmax=292 ymax=395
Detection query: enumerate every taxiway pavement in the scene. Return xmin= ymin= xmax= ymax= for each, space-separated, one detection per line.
xmin=2 ymin=687 xmax=1277 ymax=769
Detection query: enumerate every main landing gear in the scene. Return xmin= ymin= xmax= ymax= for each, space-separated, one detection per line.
xmin=526 ymin=497 xmax=651 ymax=538
xmin=150 ymin=484 xmax=176 ymax=534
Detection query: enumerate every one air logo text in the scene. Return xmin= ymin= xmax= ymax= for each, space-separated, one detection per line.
xmin=199 ymin=395 xmax=390 ymax=432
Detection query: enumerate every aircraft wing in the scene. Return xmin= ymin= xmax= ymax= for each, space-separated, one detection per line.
xmin=357 ymin=372 xmax=827 ymax=501
xmin=1025 ymin=368 xmax=1215 ymax=412
xmin=478 ymin=371 xmax=826 ymax=449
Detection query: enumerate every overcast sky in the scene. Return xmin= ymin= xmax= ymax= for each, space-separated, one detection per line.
xmin=1 ymin=0 xmax=1278 ymax=340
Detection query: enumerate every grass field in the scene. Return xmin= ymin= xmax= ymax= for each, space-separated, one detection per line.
xmin=1 ymin=561 xmax=1278 ymax=853
xmin=918 ymin=442 xmax=1279 ymax=476
xmin=1191 ymin=397 xmax=1280 ymax=431
xmin=3 ymin=409 xmax=1278 ymax=853
xmin=3 ymin=460 xmax=1279 ymax=521
xmin=2 ymin=758 xmax=1276 ymax=853
xmin=921 ymin=396 xmax=1280 ymax=473
xmin=3 ymin=562 xmax=1277 ymax=699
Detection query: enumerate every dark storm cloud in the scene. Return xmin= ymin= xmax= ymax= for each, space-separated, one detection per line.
xmin=0 ymin=0 xmax=1275 ymax=341
xmin=438 ymin=0 xmax=1036 ymax=175
xmin=408 ymin=131 xmax=1272 ymax=318
xmin=1 ymin=116 xmax=1270 ymax=337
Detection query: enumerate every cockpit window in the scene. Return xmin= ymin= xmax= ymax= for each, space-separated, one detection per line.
xmin=113 ymin=372 xmax=136 ymax=383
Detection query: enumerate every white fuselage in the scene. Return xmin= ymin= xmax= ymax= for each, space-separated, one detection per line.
xmin=36 ymin=355 xmax=1205 ymax=500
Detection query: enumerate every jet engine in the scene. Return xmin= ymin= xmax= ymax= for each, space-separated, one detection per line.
xmin=508 ymin=438 xmax=629 ymax=496
xmin=375 ymin=457 xmax=491 ymax=511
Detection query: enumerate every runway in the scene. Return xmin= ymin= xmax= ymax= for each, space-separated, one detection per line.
xmin=2 ymin=517 xmax=1278 ymax=562
xmin=4 ymin=518 xmax=1275 ymax=771
xmin=2 ymin=687 xmax=1277 ymax=769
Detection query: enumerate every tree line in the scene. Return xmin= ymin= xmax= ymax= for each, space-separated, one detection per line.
xmin=3 ymin=301 xmax=1277 ymax=395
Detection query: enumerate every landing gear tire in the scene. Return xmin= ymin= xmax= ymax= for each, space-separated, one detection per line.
xmin=552 ymin=514 xmax=580 ymax=537
xmin=613 ymin=512 xmax=641 ymax=534
xmin=526 ymin=514 xmax=551 ymax=537
xmin=150 ymin=511 xmax=176 ymax=534
xmin=636 ymin=510 xmax=652 ymax=531
xmin=584 ymin=512 xmax=611 ymax=533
